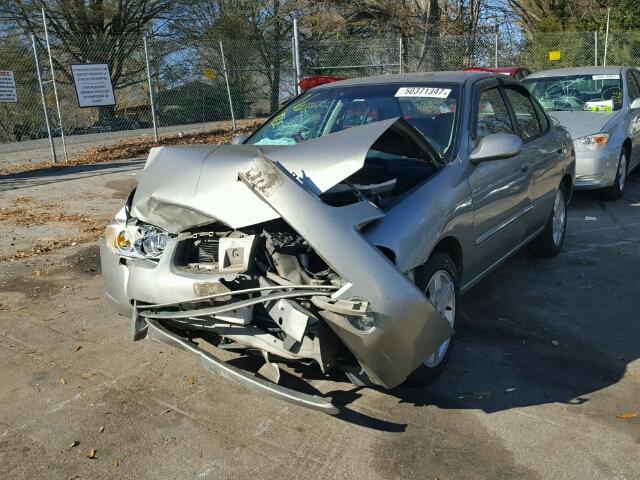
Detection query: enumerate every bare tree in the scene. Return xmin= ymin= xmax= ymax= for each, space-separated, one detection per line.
xmin=2 ymin=0 xmax=174 ymax=120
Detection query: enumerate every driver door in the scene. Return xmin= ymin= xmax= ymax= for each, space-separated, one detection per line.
xmin=465 ymin=81 xmax=533 ymax=277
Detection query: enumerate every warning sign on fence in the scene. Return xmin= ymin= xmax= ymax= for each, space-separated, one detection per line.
xmin=549 ymin=51 xmax=561 ymax=61
xmin=71 ymin=63 xmax=116 ymax=108
xmin=0 ymin=70 xmax=18 ymax=103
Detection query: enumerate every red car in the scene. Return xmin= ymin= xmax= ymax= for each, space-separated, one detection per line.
xmin=463 ymin=66 xmax=532 ymax=82
xmin=298 ymin=75 xmax=345 ymax=92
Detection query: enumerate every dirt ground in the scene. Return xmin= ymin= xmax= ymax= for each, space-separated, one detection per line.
xmin=1 ymin=160 xmax=639 ymax=480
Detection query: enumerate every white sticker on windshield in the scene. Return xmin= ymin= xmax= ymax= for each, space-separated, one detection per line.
xmin=592 ymin=74 xmax=620 ymax=80
xmin=395 ymin=87 xmax=451 ymax=98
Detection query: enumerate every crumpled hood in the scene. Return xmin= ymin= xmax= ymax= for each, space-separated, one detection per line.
xmin=550 ymin=110 xmax=620 ymax=140
xmin=130 ymin=118 xmax=400 ymax=233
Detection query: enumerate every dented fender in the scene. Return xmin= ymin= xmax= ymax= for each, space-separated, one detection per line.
xmin=239 ymin=156 xmax=454 ymax=389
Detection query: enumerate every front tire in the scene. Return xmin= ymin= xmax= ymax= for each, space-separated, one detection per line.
xmin=407 ymin=252 xmax=459 ymax=385
xmin=600 ymin=149 xmax=627 ymax=201
xmin=529 ymin=184 xmax=567 ymax=258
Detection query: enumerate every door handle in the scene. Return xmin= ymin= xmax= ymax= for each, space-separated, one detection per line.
xmin=521 ymin=161 xmax=530 ymax=174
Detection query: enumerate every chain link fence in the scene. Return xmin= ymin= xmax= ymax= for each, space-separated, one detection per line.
xmin=3 ymin=22 xmax=640 ymax=170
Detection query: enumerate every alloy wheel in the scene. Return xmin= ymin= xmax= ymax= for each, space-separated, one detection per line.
xmin=552 ymin=188 xmax=566 ymax=246
xmin=423 ymin=269 xmax=456 ymax=368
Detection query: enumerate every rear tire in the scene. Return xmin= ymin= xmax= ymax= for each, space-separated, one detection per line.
xmin=529 ymin=184 xmax=567 ymax=258
xmin=600 ymin=149 xmax=627 ymax=201
xmin=406 ymin=252 xmax=459 ymax=385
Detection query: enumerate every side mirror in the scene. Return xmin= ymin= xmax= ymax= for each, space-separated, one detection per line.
xmin=231 ymin=134 xmax=248 ymax=145
xmin=469 ymin=134 xmax=523 ymax=164
xmin=630 ymin=98 xmax=640 ymax=110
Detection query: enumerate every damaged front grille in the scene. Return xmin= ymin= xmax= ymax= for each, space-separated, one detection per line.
xmin=188 ymin=236 xmax=220 ymax=266
xmin=182 ymin=231 xmax=257 ymax=273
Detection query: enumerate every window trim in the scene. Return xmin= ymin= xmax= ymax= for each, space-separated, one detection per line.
xmin=502 ymin=84 xmax=546 ymax=144
xmin=626 ymin=70 xmax=640 ymax=102
xmin=471 ymin=79 xmax=516 ymax=140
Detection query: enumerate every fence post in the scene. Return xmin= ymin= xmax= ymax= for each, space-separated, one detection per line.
xmin=31 ymin=34 xmax=57 ymax=164
xmin=603 ymin=7 xmax=610 ymax=66
xmin=399 ymin=36 xmax=404 ymax=74
xmin=293 ymin=18 xmax=301 ymax=95
xmin=494 ymin=30 xmax=499 ymax=68
xmin=143 ymin=36 xmax=159 ymax=143
xmin=291 ymin=37 xmax=298 ymax=94
xmin=594 ymin=31 xmax=598 ymax=66
xmin=218 ymin=40 xmax=236 ymax=131
xmin=42 ymin=7 xmax=68 ymax=162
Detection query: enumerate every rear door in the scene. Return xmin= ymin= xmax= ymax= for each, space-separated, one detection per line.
xmin=627 ymin=70 xmax=640 ymax=170
xmin=465 ymin=80 xmax=532 ymax=274
xmin=503 ymin=84 xmax=562 ymax=234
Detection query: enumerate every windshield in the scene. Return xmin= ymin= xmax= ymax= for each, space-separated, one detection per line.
xmin=523 ymin=74 xmax=623 ymax=112
xmin=246 ymin=84 xmax=460 ymax=158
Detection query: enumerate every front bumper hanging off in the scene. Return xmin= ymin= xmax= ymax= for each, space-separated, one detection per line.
xmin=146 ymin=319 xmax=340 ymax=414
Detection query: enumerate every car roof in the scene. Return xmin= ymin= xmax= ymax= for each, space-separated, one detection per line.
xmin=464 ymin=66 xmax=528 ymax=75
xmin=312 ymin=71 xmax=494 ymax=89
xmin=524 ymin=66 xmax=626 ymax=79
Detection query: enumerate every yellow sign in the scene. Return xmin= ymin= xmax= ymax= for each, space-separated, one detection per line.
xmin=203 ymin=68 xmax=216 ymax=80
xmin=549 ymin=51 xmax=561 ymax=61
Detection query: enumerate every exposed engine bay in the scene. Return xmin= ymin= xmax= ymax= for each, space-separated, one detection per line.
xmin=100 ymin=118 xmax=454 ymax=414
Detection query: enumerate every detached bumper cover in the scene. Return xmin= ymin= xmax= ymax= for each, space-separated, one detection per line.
xmin=146 ymin=319 xmax=339 ymax=415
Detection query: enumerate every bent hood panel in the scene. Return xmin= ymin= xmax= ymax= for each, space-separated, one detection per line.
xmin=550 ymin=110 xmax=620 ymax=139
xmin=130 ymin=118 xmax=400 ymax=232
xmin=239 ymin=155 xmax=453 ymax=389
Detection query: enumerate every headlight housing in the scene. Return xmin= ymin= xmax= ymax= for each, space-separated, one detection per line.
xmin=105 ymin=223 xmax=169 ymax=259
xmin=574 ymin=133 xmax=610 ymax=152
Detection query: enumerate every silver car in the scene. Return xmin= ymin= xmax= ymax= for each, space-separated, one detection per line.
xmin=523 ymin=66 xmax=640 ymax=199
xmin=100 ymin=72 xmax=574 ymax=413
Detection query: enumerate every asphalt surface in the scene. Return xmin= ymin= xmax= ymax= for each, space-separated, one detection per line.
xmin=0 ymin=161 xmax=639 ymax=479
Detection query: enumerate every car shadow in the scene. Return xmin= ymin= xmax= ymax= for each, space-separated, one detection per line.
xmin=0 ymin=159 xmax=144 ymax=192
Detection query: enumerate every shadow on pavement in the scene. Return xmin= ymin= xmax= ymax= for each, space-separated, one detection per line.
xmin=0 ymin=159 xmax=144 ymax=192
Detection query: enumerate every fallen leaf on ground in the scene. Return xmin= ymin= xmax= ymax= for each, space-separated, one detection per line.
xmin=113 ymin=458 xmax=119 ymax=468
xmin=186 ymin=376 xmax=196 ymax=385
xmin=73 ymin=346 xmax=82 ymax=352
xmin=160 ymin=409 xmax=171 ymax=415
xmin=81 ymin=372 xmax=95 ymax=379
xmin=87 ymin=448 xmax=97 ymax=459
xmin=60 ymin=378 xmax=66 ymax=385
xmin=69 ymin=441 xmax=79 ymax=448
xmin=99 ymin=426 xmax=104 ymax=433
xmin=616 ymin=412 xmax=638 ymax=419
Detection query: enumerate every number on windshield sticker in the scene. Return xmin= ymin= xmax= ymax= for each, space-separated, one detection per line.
xmin=395 ymin=87 xmax=451 ymax=98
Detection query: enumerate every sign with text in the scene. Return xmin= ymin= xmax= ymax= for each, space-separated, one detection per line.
xmin=548 ymin=51 xmax=561 ymax=61
xmin=71 ymin=64 xmax=115 ymax=107
xmin=0 ymin=70 xmax=18 ymax=103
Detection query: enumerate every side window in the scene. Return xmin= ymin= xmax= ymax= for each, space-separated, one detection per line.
xmin=532 ymin=97 xmax=550 ymax=133
xmin=626 ymin=71 xmax=640 ymax=101
xmin=475 ymin=87 xmax=514 ymax=139
xmin=505 ymin=87 xmax=542 ymax=140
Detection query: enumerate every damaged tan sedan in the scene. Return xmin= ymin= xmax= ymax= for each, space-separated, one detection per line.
xmin=100 ymin=72 xmax=575 ymax=413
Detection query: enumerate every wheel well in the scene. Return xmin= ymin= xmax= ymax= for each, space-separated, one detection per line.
xmin=623 ymin=138 xmax=632 ymax=161
xmin=432 ymin=237 xmax=463 ymax=275
xmin=561 ymin=173 xmax=573 ymax=202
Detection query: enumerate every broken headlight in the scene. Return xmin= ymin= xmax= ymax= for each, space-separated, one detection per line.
xmin=105 ymin=223 xmax=169 ymax=259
